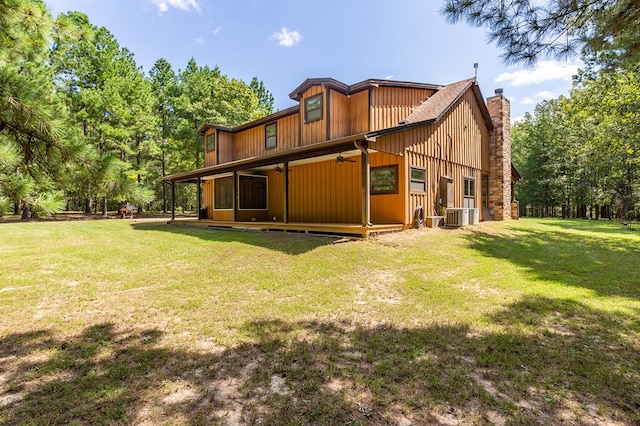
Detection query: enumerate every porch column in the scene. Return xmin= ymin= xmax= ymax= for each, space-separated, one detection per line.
xmin=171 ymin=182 xmax=175 ymax=221
xmin=283 ymin=161 xmax=289 ymax=223
xmin=233 ymin=170 xmax=238 ymax=222
xmin=360 ymin=144 xmax=371 ymax=227
xmin=196 ymin=177 xmax=202 ymax=220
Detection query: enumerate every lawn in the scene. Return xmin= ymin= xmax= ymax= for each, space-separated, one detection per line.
xmin=0 ymin=218 xmax=639 ymax=425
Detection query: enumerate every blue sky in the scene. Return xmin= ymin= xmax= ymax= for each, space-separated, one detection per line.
xmin=45 ymin=0 xmax=582 ymax=121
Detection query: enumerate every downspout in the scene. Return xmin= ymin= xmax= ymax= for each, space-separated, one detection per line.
xmin=355 ymin=140 xmax=371 ymax=227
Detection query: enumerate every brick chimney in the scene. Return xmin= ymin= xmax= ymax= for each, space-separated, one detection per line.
xmin=487 ymin=89 xmax=512 ymax=220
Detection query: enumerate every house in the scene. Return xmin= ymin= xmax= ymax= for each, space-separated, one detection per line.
xmin=163 ymin=77 xmax=515 ymax=236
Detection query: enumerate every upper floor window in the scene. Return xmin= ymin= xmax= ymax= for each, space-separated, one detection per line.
xmin=206 ymin=133 xmax=216 ymax=152
xmin=265 ymin=122 xmax=277 ymax=149
xmin=305 ymin=93 xmax=323 ymax=123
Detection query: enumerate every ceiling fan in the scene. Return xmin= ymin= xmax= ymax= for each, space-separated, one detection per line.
xmin=336 ymin=153 xmax=356 ymax=165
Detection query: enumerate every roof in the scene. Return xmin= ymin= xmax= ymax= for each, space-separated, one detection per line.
xmin=367 ymin=78 xmax=494 ymax=138
xmin=170 ymin=77 xmax=498 ymax=183
xmin=289 ymin=78 xmax=442 ymax=101
xmin=164 ymin=132 xmax=372 ymax=183
xmin=198 ymin=105 xmax=299 ymax=136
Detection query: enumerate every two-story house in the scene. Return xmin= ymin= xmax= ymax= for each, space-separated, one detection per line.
xmin=163 ymin=77 xmax=514 ymax=236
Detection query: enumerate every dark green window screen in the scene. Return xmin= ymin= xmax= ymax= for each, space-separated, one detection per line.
xmin=305 ymin=94 xmax=322 ymax=122
xmin=371 ymin=165 xmax=399 ymax=195
xmin=265 ymin=123 xmax=277 ymax=149
xmin=206 ymin=133 xmax=215 ymax=152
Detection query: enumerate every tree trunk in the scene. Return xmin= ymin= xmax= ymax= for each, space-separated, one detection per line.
xmin=85 ymin=197 xmax=92 ymax=214
xmin=102 ymin=196 xmax=108 ymax=216
xmin=21 ymin=206 xmax=30 ymax=220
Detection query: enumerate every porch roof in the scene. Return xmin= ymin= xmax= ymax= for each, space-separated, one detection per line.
xmin=162 ymin=132 xmax=372 ymax=183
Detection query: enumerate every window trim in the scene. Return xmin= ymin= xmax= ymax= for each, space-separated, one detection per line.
xmin=370 ymin=164 xmax=399 ymax=195
xmin=410 ymin=167 xmax=426 ymax=193
xmin=213 ymin=174 xmax=234 ymax=211
xmin=304 ymin=93 xmax=323 ymax=123
xmin=265 ymin=122 xmax=277 ymax=150
xmin=205 ymin=132 xmax=216 ymax=152
xmin=464 ymin=176 xmax=476 ymax=208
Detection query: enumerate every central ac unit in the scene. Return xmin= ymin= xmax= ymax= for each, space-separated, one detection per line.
xmin=446 ymin=208 xmax=470 ymax=227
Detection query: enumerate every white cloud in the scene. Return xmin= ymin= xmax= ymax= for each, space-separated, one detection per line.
xmin=194 ymin=35 xmax=205 ymax=45
xmin=271 ymin=27 xmax=302 ymax=47
xmin=384 ymin=75 xmax=394 ymax=80
xmin=213 ymin=26 xmax=222 ymax=35
xmin=534 ymin=90 xmax=557 ymax=100
xmin=520 ymin=97 xmax=534 ymax=105
xmin=151 ymin=0 xmax=201 ymax=13
xmin=495 ymin=60 xmax=581 ymax=87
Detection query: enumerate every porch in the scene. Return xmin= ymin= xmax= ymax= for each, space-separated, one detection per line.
xmin=166 ymin=218 xmax=404 ymax=238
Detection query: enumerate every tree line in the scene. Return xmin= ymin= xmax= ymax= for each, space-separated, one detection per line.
xmin=442 ymin=0 xmax=639 ymax=222
xmin=512 ymin=65 xmax=639 ymax=220
xmin=0 ymin=1 xmax=273 ymax=219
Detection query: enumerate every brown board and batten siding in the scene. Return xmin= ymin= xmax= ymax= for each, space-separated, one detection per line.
xmin=328 ymin=89 xmax=351 ymax=140
xmin=349 ymin=90 xmax=370 ymax=134
xmin=288 ymin=156 xmax=362 ymax=224
xmin=371 ymin=86 xmax=491 ymax=223
xmin=231 ymin=113 xmax=300 ymax=161
xmin=203 ymin=129 xmax=217 ymax=167
xmin=370 ymin=86 xmax=436 ymax=131
xmin=203 ymin=180 xmax=213 ymax=219
xmin=370 ymin=152 xmax=405 ymax=225
xmin=300 ymin=86 xmax=327 ymax=146
xmin=217 ymin=131 xmax=234 ymax=164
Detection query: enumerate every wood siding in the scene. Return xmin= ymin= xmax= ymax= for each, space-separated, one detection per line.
xmin=196 ymin=82 xmax=495 ymax=227
xmin=203 ymin=180 xmax=213 ymax=219
xmin=370 ymin=152 xmax=405 ymax=224
xmin=300 ymin=86 xmax=327 ymax=146
xmin=350 ymin=90 xmax=370 ymax=134
xmin=217 ymin=131 xmax=233 ymax=165
xmin=203 ymin=129 xmax=217 ymax=167
xmin=328 ymin=89 xmax=351 ymax=140
xmin=370 ymin=87 xmax=435 ymax=131
xmin=289 ymin=157 xmax=361 ymax=223
xmin=371 ymin=87 xmax=490 ymax=223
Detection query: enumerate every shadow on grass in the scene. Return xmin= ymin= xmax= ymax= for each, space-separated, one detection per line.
xmin=129 ymin=222 xmax=338 ymax=256
xmin=1 ymin=296 xmax=638 ymax=424
xmin=464 ymin=221 xmax=640 ymax=299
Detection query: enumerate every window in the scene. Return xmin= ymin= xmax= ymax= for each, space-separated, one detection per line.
xmin=214 ymin=176 xmax=233 ymax=210
xmin=371 ymin=165 xmax=399 ymax=195
xmin=265 ymin=123 xmax=277 ymax=149
xmin=410 ymin=167 xmax=426 ymax=192
xmin=464 ymin=177 xmax=475 ymax=208
xmin=238 ymin=175 xmax=267 ymax=210
xmin=304 ymin=93 xmax=323 ymax=123
xmin=206 ymin=133 xmax=215 ymax=152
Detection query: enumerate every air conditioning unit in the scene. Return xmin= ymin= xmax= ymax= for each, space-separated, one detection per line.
xmin=469 ymin=208 xmax=479 ymax=225
xmin=446 ymin=208 xmax=469 ymax=227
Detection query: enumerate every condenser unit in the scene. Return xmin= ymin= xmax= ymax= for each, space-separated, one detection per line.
xmin=445 ymin=208 xmax=469 ymax=227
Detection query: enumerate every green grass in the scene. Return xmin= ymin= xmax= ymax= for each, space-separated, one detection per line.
xmin=0 ymin=218 xmax=639 ymax=424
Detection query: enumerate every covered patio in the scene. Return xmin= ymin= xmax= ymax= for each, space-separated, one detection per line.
xmin=163 ymin=133 xmax=404 ymax=236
